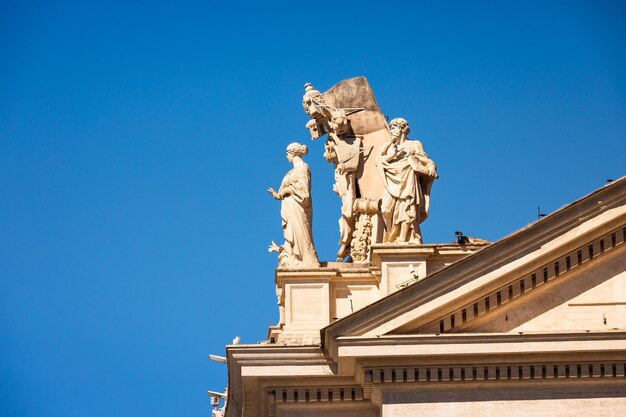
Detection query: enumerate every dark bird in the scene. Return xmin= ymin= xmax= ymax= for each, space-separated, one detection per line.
xmin=455 ymin=231 xmax=470 ymax=245
xmin=455 ymin=231 xmax=490 ymax=245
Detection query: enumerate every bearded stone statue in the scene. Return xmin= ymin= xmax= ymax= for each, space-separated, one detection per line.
xmin=377 ymin=118 xmax=438 ymax=243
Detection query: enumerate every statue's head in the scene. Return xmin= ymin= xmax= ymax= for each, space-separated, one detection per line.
xmin=389 ymin=117 xmax=410 ymax=142
xmin=302 ymin=83 xmax=324 ymax=117
xmin=286 ymin=142 xmax=308 ymax=162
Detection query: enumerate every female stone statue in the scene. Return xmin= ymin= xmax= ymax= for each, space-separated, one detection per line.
xmin=268 ymin=143 xmax=319 ymax=267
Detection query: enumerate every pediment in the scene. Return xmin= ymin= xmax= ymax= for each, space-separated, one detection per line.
xmin=322 ymin=177 xmax=626 ymax=348
xmin=405 ymin=237 xmax=626 ymax=335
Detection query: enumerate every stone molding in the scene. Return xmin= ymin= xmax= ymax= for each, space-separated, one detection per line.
xmin=269 ymin=246 xmax=479 ymax=345
xmin=225 ymin=178 xmax=626 ymax=417
xmin=266 ymin=385 xmax=367 ymax=417
xmin=227 ymin=332 xmax=626 ymax=417
xmin=268 ymin=385 xmax=364 ymax=404
xmin=263 ymin=359 xmax=625 ymax=415
xmin=322 ymin=179 xmax=626 ymax=350
xmin=419 ymin=225 xmax=626 ymax=334
xmin=369 ymin=243 xmax=488 ymax=269
xmin=364 ymin=361 xmax=626 ymax=386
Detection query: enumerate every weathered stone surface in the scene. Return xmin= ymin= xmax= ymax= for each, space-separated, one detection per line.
xmin=377 ymin=117 xmax=437 ymax=244
xmin=268 ymin=143 xmax=319 ymax=268
xmin=223 ymin=77 xmax=626 ymax=417
xmin=303 ymin=77 xmax=439 ymax=260
xmin=268 ymin=243 xmax=486 ymax=345
xmin=225 ymin=177 xmax=626 ymax=417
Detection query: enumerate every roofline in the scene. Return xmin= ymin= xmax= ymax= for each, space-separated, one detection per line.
xmin=321 ymin=175 xmax=626 ymax=352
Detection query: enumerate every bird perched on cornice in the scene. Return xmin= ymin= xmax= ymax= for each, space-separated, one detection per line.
xmin=455 ymin=231 xmax=490 ymax=245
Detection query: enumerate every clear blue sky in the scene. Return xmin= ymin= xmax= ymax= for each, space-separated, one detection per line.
xmin=1 ymin=1 xmax=625 ymax=416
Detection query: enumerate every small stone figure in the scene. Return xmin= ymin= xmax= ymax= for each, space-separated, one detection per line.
xmin=268 ymin=143 xmax=320 ymax=267
xmin=377 ymin=118 xmax=438 ymax=243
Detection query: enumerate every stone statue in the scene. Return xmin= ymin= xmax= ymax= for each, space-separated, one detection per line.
xmin=302 ymin=83 xmax=350 ymax=140
xmin=268 ymin=143 xmax=320 ymax=267
xmin=377 ymin=118 xmax=437 ymax=243
xmin=302 ymin=82 xmax=369 ymax=261
xmin=324 ymin=133 xmax=360 ymax=261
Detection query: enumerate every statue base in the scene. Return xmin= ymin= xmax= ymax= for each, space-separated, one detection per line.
xmin=267 ymin=243 xmax=489 ymax=345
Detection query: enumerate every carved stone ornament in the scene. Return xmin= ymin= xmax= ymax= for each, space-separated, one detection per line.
xmin=268 ymin=143 xmax=320 ymax=268
xmin=302 ymin=78 xmax=387 ymax=261
xmin=302 ymin=77 xmax=438 ymax=260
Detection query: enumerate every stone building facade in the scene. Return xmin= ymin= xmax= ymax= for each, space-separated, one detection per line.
xmin=222 ymin=176 xmax=626 ymax=417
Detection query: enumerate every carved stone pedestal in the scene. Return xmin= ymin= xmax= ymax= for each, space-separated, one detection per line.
xmin=371 ymin=243 xmax=487 ymax=298
xmin=268 ymin=243 xmax=488 ymax=345
xmin=268 ymin=264 xmax=377 ymax=345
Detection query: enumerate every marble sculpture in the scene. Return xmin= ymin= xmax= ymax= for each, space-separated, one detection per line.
xmin=269 ymin=77 xmax=438 ymax=267
xmin=378 ymin=117 xmax=437 ymax=243
xmin=268 ymin=143 xmax=319 ymax=267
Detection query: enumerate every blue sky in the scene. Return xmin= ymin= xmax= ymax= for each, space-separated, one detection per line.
xmin=1 ymin=1 xmax=625 ymax=416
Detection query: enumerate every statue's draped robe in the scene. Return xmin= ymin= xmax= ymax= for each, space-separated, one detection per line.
xmin=377 ymin=140 xmax=436 ymax=243
xmin=278 ymin=163 xmax=319 ymax=266
xmin=330 ymin=140 xmax=360 ymax=259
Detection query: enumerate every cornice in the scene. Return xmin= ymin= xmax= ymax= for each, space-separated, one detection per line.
xmin=226 ymin=345 xmax=327 ymax=365
xmin=226 ymin=332 xmax=626 ymax=417
xmin=362 ymin=361 xmax=626 ymax=392
xmin=370 ymin=243 xmax=489 ymax=268
xmin=274 ymin=265 xmax=379 ymax=286
xmin=336 ymin=330 xmax=626 ymax=346
xmin=335 ymin=332 xmax=626 ymax=377
xmin=225 ymin=345 xmax=329 ymax=417
xmin=407 ymin=223 xmax=626 ymax=334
